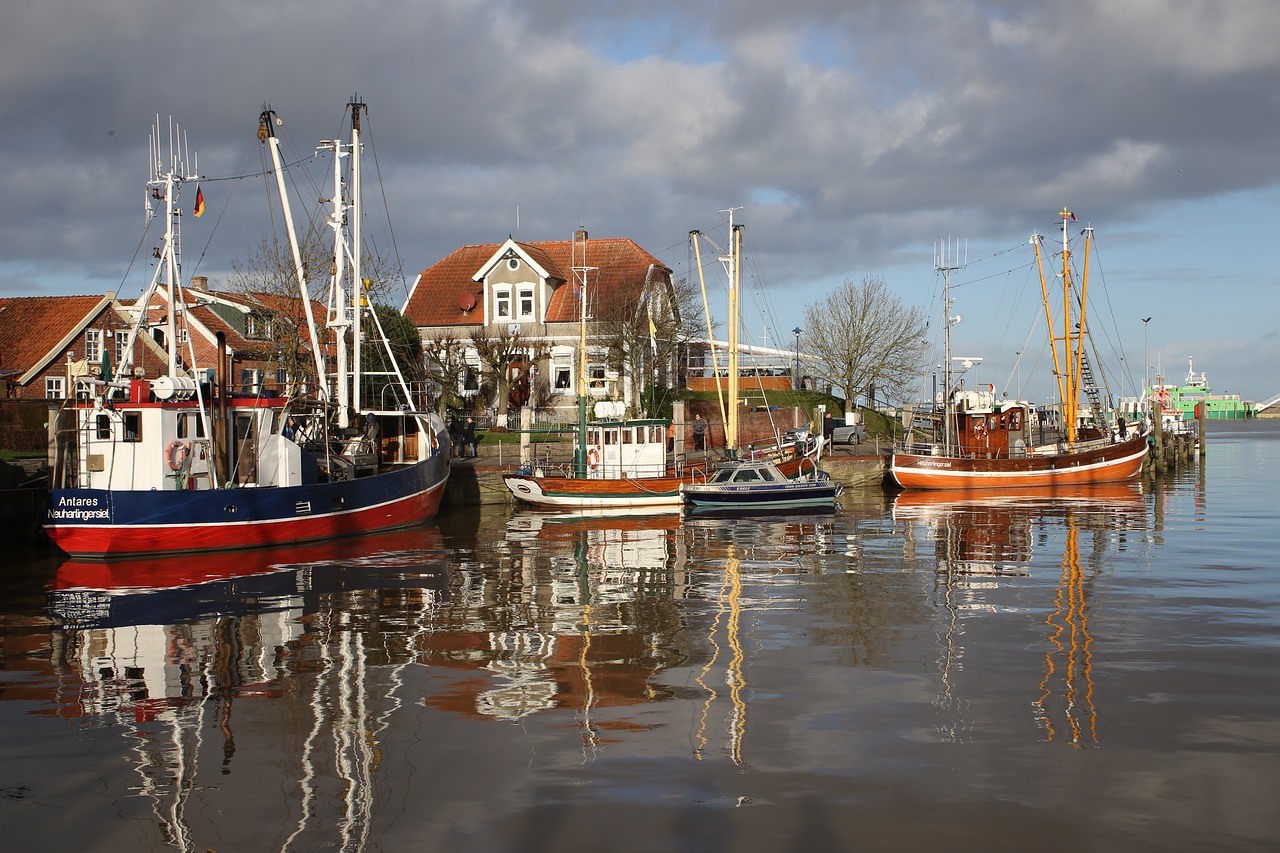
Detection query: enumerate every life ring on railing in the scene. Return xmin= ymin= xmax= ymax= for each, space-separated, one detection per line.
xmin=587 ymin=446 xmax=601 ymax=470
xmin=973 ymin=420 xmax=988 ymax=439
xmin=166 ymin=439 xmax=190 ymax=471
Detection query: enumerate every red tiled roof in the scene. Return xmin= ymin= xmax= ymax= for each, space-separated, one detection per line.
xmin=0 ymin=294 xmax=114 ymax=374
xmin=403 ymin=237 xmax=670 ymax=328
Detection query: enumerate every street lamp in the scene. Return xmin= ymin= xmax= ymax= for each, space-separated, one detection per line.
xmin=792 ymin=327 xmax=802 ymax=391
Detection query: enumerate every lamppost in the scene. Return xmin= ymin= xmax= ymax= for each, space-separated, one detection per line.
xmin=1142 ymin=317 xmax=1152 ymax=401
xmin=792 ymin=327 xmax=802 ymax=391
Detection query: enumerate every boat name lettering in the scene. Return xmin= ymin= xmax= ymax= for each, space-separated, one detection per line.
xmin=916 ymin=460 xmax=953 ymax=469
xmin=57 ymin=496 xmax=101 ymax=507
xmin=49 ymin=507 xmax=110 ymax=520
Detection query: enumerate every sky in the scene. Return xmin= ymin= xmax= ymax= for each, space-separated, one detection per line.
xmin=3 ymin=0 xmax=1278 ymax=405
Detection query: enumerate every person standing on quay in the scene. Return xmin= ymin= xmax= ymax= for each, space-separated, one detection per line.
xmin=692 ymin=412 xmax=707 ymax=451
xmin=463 ymin=417 xmax=477 ymax=458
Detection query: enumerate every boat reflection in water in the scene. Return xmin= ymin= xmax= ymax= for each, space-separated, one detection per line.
xmin=417 ymin=510 xmax=686 ymax=746
xmin=46 ymin=526 xmax=449 ymax=852
xmin=893 ymin=483 xmax=1147 ymax=746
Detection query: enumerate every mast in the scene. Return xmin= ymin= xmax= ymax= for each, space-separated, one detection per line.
xmin=725 ymin=210 xmax=742 ymax=458
xmin=350 ymin=100 xmax=364 ymax=417
xmin=259 ymin=108 xmax=328 ymax=405
xmin=572 ymin=229 xmax=594 ymax=477
xmin=690 ymin=232 xmax=727 ymax=434
xmin=136 ymin=116 xmax=199 ymax=379
xmin=935 ymin=239 xmax=965 ymax=454
xmin=1034 ymin=208 xmax=1086 ymax=443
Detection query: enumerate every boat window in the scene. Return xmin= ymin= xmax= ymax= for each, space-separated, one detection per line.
xmin=622 ymin=428 xmax=633 ymax=444
xmin=711 ymin=469 xmax=735 ymax=483
xmin=1010 ymin=410 xmax=1022 ymax=430
xmin=757 ymin=468 xmax=777 ymax=481
xmin=95 ymin=415 xmax=111 ymax=439
xmin=603 ymin=430 xmax=615 ymax=446
xmin=636 ymin=427 xmax=647 ymax=445
xmin=177 ymin=413 xmax=188 ymax=439
xmin=732 ymin=469 xmax=761 ymax=482
xmin=652 ymin=426 xmax=663 ymax=444
xmin=123 ymin=412 xmax=141 ymax=442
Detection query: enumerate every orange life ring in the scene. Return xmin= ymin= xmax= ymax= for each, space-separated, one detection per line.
xmin=973 ymin=421 xmax=987 ymax=438
xmin=587 ymin=446 xmax=600 ymax=470
xmin=166 ymin=439 xmax=190 ymax=471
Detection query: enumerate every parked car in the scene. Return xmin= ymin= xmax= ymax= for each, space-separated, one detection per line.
xmin=830 ymin=421 xmax=867 ymax=445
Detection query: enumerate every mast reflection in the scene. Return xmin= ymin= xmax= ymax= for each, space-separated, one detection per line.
xmin=894 ymin=484 xmax=1147 ymax=745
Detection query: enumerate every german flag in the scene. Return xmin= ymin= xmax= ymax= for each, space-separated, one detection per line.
xmin=193 ymin=185 xmax=205 ymax=218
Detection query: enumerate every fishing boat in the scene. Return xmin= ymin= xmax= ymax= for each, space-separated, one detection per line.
xmin=43 ymin=101 xmax=450 ymax=559
xmin=502 ymin=223 xmax=816 ymax=511
xmin=890 ymin=209 xmax=1149 ymax=491
xmin=683 ymin=212 xmax=841 ymax=511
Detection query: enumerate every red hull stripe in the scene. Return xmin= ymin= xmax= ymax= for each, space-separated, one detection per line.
xmin=47 ymin=482 xmax=445 ymax=558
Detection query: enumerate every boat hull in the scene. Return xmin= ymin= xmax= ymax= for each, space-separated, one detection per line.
xmin=44 ymin=456 xmax=449 ymax=559
xmin=681 ymin=480 xmax=842 ymax=509
xmin=503 ymin=473 xmax=686 ymax=510
xmin=889 ymin=433 xmax=1148 ymax=490
xmin=503 ymin=455 xmax=815 ymax=510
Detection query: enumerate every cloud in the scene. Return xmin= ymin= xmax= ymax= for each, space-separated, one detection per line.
xmin=2 ymin=0 xmax=1278 ymax=394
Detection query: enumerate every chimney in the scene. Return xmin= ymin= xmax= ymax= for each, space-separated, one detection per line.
xmin=191 ymin=276 xmax=208 ymax=291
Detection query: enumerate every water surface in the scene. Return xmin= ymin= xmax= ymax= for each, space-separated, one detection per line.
xmin=1 ymin=420 xmax=1277 ymax=851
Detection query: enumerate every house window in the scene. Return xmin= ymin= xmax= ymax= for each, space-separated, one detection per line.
xmin=518 ymin=287 xmax=534 ymax=320
xmin=494 ymin=288 xmax=511 ymax=319
xmin=246 ymin=311 xmax=273 ymax=340
xmin=85 ymin=329 xmax=102 ymax=363
xmin=96 ymin=415 xmax=111 ymax=439
xmin=178 ymin=326 xmax=189 ymax=344
xmin=114 ymin=330 xmax=129 ymax=364
xmin=45 ymin=377 xmax=65 ymax=399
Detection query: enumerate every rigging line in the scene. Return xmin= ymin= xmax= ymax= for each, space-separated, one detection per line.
xmin=191 ymin=152 xmax=320 ymax=184
xmin=356 ymin=106 xmax=412 ymax=302
xmin=186 ymin=143 xmax=258 ymax=278
xmin=1080 ymin=231 xmax=1137 ymax=396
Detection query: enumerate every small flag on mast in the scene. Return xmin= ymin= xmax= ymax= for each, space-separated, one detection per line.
xmin=193 ymin=185 xmax=205 ymax=218
xmin=1060 ymin=208 xmax=1076 ymax=222
xmin=648 ymin=315 xmax=658 ymax=355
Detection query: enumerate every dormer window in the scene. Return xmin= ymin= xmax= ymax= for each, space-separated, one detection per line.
xmin=494 ymin=288 xmax=511 ymax=319
xmin=246 ymin=310 xmax=273 ymax=340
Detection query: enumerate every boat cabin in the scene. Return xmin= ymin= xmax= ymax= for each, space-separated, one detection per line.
xmin=581 ymin=418 xmax=669 ymax=479
xmin=952 ymin=389 xmax=1031 ymax=459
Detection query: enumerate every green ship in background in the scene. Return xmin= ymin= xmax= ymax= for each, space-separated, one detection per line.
xmin=1150 ymin=356 xmax=1254 ymax=419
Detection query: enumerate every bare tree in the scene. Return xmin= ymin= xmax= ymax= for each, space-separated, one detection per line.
xmin=422 ymin=331 xmax=471 ymax=415
xmin=591 ymin=272 xmax=702 ymax=414
xmin=803 ymin=276 xmax=928 ymax=416
xmin=469 ymin=326 xmax=550 ymax=419
xmin=226 ymin=233 xmax=406 ymax=396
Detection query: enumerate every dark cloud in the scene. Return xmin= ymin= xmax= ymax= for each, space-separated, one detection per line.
xmin=2 ymin=0 xmax=1277 ymax=394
